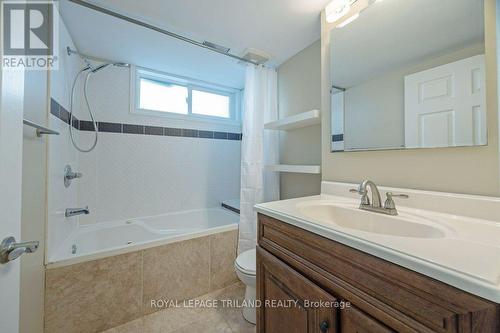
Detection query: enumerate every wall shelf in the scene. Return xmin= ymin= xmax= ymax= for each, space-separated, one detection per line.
xmin=265 ymin=164 xmax=321 ymax=174
xmin=264 ymin=109 xmax=321 ymax=131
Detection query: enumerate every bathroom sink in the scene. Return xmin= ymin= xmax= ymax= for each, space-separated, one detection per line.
xmin=297 ymin=203 xmax=446 ymax=239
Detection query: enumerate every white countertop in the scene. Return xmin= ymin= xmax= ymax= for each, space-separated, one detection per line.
xmin=255 ymin=182 xmax=500 ymax=303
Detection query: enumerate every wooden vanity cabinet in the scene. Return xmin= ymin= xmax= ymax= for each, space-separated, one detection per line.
xmin=257 ymin=213 xmax=500 ymax=333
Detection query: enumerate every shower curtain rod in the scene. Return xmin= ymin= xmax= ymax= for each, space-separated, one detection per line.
xmin=68 ymin=0 xmax=260 ymax=66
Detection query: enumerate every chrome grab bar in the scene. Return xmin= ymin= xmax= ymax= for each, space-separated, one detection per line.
xmin=23 ymin=119 xmax=59 ymax=137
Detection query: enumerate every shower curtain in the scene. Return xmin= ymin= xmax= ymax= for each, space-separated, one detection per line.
xmin=238 ymin=65 xmax=280 ymax=254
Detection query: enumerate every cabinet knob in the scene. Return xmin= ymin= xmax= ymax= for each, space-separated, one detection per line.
xmin=319 ymin=320 xmax=329 ymax=333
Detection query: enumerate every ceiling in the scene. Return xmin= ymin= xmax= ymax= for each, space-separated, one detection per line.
xmin=331 ymin=0 xmax=485 ymax=88
xmin=59 ymin=0 xmax=331 ymax=89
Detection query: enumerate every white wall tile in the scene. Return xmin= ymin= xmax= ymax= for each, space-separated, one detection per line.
xmin=77 ymin=133 xmax=241 ymax=224
xmin=47 ymin=11 xmax=84 ymax=260
xmin=48 ymin=9 xmax=242 ymax=261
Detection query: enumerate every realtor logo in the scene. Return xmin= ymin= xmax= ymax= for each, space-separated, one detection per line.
xmin=1 ymin=1 xmax=58 ymax=69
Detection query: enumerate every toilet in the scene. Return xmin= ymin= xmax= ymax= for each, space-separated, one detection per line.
xmin=234 ymin=248 xmax=257 ymax=324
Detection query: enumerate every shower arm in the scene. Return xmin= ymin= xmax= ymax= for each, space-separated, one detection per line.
xmin=66 ymin=47 xmax=127 ymax=67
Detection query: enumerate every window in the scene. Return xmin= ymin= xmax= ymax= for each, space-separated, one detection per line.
xmin=133 ymin=67 xmax=240 ymax=124
xmin=139 ymin=78 xmax=188 ymax=114
xmin=192 ymin=90 xmax=230 ymax=118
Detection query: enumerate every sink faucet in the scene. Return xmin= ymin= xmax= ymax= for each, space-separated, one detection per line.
xmin=65 ymin=206 xmax=90 ymax=218
xmin=350 ymin=180 xmax=408 ymax=216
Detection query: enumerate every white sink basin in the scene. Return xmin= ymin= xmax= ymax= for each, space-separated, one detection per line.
xmin=298 ymin=203 xmax=446 ymax=239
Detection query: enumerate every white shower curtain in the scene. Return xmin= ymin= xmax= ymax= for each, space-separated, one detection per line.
xmin=238 ymin=65 xmax=280 ymax=254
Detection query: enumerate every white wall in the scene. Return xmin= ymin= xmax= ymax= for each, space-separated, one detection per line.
xmin=277 ymin=41 xmax=322 ymax=199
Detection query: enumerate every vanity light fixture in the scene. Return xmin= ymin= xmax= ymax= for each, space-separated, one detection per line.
xmin=325 ymin=0 xmax=356 ymax=23
xmin=326 ymin=0 xmax=382 ymax=28
xmin=337 ymin=13 xmax=360 ymax=28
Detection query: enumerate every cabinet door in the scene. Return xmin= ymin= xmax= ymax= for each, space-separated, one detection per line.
xmin=340 ymin=306 xmax=395 ymax=333
xmin=257 ymin=247 xmax=337 ymax=333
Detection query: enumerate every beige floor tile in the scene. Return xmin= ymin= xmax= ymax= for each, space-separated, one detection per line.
xmin=100 ymin=318 xmax=143 ymax=333
xmin=199 ymin=282 xmax=256 ymax=333
xmin=100 ymin=281 xmax=254 ymax=333
xmin=45 ymin=252 xmax=143 ymax=333
xmin=142 ymin=305 xmax=219 ymax=333
xmin=219 ymin=307 xmax=256 ymax=333
xmin=143 ymin=236 xmax=211 ymax=314
xmin=168 ymin=310 xmax=232 ymax=333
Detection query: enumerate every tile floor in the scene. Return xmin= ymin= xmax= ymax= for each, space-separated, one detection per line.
xmin=102 ymin=282 xmax=255 ymax=333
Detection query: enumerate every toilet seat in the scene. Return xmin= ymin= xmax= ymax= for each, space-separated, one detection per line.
xmin=235 ymin=248 xmax=256 ymax=276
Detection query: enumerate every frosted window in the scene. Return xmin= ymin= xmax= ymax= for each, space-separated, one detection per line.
xmin=192 ymin=90 xmax=230 ymax=118
xmin=139 ymin=78 xmax=188 ymax=114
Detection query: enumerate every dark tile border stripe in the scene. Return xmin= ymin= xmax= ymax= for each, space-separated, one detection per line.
xmin=98 ymin=122 xmax=122 ymax=133
xmin=123 ymin=124 xmax=144 ymax=134
xmin=214 ymin=132 xmax=228 ymax=140
xmin=50 ymin=98 xmax=242 ymax=141
xmin=79 ymin=120 xmax=97 ymax=132
xmin=145 ymin=126 xmax=164 ymax=136
xmin=199 ymin=130 xmax=214 ymax=139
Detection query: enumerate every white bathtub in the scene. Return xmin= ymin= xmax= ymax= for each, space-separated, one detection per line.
xmin=48 ymin=208 xmax=239 ymax=268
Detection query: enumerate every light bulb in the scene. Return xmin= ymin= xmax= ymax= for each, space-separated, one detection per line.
xmin=325 ymin=0 xmax=352 ymax=23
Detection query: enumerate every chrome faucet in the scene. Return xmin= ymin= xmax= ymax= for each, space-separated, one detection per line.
xmin=65 ymin=206 xmax=90 ymax=217
xmin=350 ymin=180 xmax=408 ymax=216
xmin=64 ymin=165 xmax=83 ymax=188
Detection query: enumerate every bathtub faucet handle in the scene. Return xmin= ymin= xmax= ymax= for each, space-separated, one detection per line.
xmin=64 ymin=165 xmax=83 ymax=187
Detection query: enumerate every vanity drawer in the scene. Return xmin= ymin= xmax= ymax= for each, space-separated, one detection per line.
xmin=257 ymin=213 xmax=500 ymax=333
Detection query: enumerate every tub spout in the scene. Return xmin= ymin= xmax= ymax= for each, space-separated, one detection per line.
xmin=65 ymin=206 xmax=90 ymax=218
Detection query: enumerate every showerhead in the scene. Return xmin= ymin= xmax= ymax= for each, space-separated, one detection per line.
xmin=68 ymin=47 xmax=131 ymax=70
xmin=88 ymin=62 xmax=129 ymax=73
xmin=113 ymin=62 xmax=129 ymax=67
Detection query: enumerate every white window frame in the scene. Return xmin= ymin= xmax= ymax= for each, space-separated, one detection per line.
xmin=130 ymin=66 xmax=241 ymax=126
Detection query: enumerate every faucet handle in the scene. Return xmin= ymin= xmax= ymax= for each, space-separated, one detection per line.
xmin=386 ymin=192 xmax=409 ymax=199
xmin=384 ymin=192 xmax=409 ymax=209
xmin=350 ymin=188 xmax=370 ymax=205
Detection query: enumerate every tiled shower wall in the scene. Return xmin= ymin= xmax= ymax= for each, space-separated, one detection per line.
xmin=48 ymin=11 xmax=241 ymax=259
xmin=77 ymin=128 xmax=241 ymax=223
xmin=73 ymin=64 xmax=242 ymax=224
xmin=47 ymin=8 xmax=84 ymax=259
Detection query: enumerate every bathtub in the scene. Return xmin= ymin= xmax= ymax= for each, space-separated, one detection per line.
xmin=45 ymin=207 xmax=240 ymax=332
xmin=48 ymin=207 xmax=239 ymax=268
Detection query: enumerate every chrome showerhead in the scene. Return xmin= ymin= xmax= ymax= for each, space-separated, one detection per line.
xmin=89 ymin=62 xmax=129 ymax=73
xmin=68 ymin=47 xmax=130 ymax=72
xmin=112 ymin=62 xmax=130 ymax=68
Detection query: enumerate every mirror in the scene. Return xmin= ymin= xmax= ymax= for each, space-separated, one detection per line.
xmin=329 ymin=0 xmax=486 ymax=152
